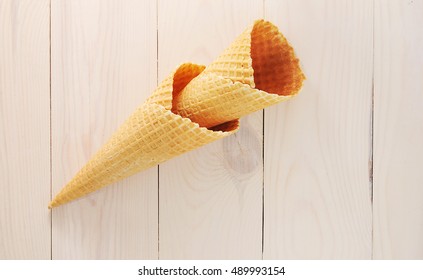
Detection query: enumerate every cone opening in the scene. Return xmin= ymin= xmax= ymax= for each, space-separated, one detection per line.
xmin=209 ymin=119 xmax=240 ymax=132
xmin=251 ymin=20 xmax=305 ymax=96
xmin=172 ymin=63 xmax=205 ymax=101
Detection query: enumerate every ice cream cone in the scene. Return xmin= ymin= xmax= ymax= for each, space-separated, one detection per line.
xmin=49 ymin=19 xmax=304 ymax=208
xmin=173 ymin=19 xmax=305 ymax=128
xmin=49 ymin=64 xmax=239 ymax=208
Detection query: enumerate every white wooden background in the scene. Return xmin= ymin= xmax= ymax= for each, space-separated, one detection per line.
xmin=1 ymin=0 xmax=422 ymax=259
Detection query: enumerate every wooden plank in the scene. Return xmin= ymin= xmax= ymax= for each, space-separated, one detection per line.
xmin=373 ymin=0 xmax=423 ymax=259
xmin=158 ymin=0 xmax=263 ymax=259
xmin=264 ymin=0 xmax=373 ymax=259
xmin=51 ymin=0 xmax=158 ymax=259
xmin=0 ymin=0 xmax=50 ymax=259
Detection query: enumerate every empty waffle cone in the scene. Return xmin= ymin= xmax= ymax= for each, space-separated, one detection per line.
xmin=49 ymin=19 xmax=305 ymax=208
xmin=173 ymin=19 xmax=305 ymax=128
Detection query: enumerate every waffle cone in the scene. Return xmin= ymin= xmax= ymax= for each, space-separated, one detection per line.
xmin=173 ymin=19 xmax=305 ymax=128
xmin=49 ymin=20 xmax=304 ymax=208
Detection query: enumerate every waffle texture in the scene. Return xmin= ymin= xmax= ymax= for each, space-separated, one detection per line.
xmin=49 ymin=19 xmax=304 ymax=208
xmin=173 ymin=19 xmax=305 ymax=128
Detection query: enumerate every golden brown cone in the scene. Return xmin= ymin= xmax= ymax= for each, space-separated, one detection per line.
xmin=49 ymin=19 xmax=304 ymax=208
xmin=173 ymin=19 xmax=305 ymax=128
xmin=49 ymin=64 xmax=238 ymax=208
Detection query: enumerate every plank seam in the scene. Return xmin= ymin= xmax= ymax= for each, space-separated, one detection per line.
xmin=261 ymin=0 xmax=266 ymax=260
xmin=49 ymin=0 xmax=53 ymax=261
xmin=262 ymin=108 xmax=265 ymax=259
xmin=370 ymin=0 xmax=375 ymax=260
xmin=156 ymin=0 xmax=160 ymax=261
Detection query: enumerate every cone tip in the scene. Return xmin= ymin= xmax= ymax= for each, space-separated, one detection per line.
xmin=48 ymin=200 xmax=56 ymax=209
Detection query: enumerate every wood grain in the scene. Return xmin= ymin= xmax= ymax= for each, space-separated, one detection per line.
xmin=1 ymin=0 xmax=423 ymax=260
xmin=373 ymin=0 xmax=423 ymax=259
xmin=158 ymin=0 xmax=264 ymax=259
xmin=51 ymin=0 xmax=158 ymax=259
xmin=264 ymin=0 xmax=373 ymax=259
xmin=0 ymin=0 xmax=51 ymax=259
